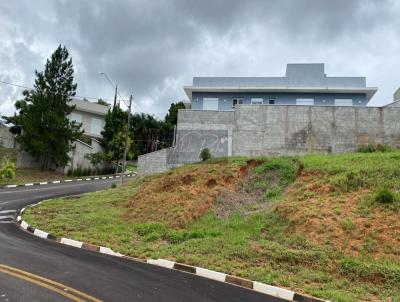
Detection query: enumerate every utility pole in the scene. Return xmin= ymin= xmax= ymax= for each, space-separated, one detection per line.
xmin=121 ymin=94 xmax=132 ymax=184
xmin=172 ymin=125 xmax=177 ymax=147
xmin=113 ymin=84 xmax=118 ymax=109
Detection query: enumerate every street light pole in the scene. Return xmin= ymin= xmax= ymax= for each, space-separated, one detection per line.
xmin=121 ymin=94 xmax=132 ymax=184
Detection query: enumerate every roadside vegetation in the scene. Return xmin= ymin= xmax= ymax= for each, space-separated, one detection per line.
xmin=0 ymin=146 xmax=119 ymax=185
xmin=24 ymin=151 xmax=400 ymax=302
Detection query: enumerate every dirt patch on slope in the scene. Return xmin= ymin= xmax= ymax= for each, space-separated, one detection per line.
xmin=125 ymin=160 xmax=263 ymax=228
xmin=277 ymin=171 xmax=400 ymax=258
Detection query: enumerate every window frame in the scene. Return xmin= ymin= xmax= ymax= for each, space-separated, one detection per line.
xmin=90 ymin=117 xmax=102 ymax=136
xmin=232 ymin=97 xmax=244 ymax=108
xmin=203 ymin=97 xmax=219 ymax=111
xmin=296 ymin=98 xmax=315 ymax=106
xmin=250 ymin=98 xmax=263 ymax=105
xmin=334 ymin=98 xmax=353 ymax=107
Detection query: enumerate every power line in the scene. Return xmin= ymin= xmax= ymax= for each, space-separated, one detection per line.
xmin=0 ymin=79 xmax=113 ymax=104
xmin=0 ymin=78 xmax=148 ymax=114
xmin=98 ymin=74 xmax=145 ymax=114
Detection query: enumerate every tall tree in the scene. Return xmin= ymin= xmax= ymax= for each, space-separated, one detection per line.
xmin=165 ymin=102 xmax=186 ymax=126
xmin=5 ymin=45 xmax=82 ymax=170
xmin=101 ymin=106 xmax=133 ymax=171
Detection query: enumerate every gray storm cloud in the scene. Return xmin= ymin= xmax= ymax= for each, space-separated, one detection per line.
xmin=1 ymin=0 xmax=399 ymax=118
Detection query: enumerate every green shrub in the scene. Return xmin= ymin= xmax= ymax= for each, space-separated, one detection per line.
xmin=144 ymin=232 xmax=162 ymax=242
xmin=339 ymin=258 xmax=400 ymax=284
xmin=341 ymin=218 xmax=356 ymax=233
xmin=358 ymin=144 xmax=394 ymax=153
xmin=75 ymin=165 xmax=83 ymax=177
xmin=374 ymin=187 xmax=396 ymax=203
xmin=0 ymin=161 xmax=16 ymax=180
xmin=111 ymin=182 xmax=117 ymax=189
xmin=332 ymin=171 xmax=364 ymax=192
xmin=134 ymin=223 xmax=166 ymax=236
xmin=164 ymin=230 xmax=187 ymax=244
xmin=199 ymin=148 xmax=212 ymax=161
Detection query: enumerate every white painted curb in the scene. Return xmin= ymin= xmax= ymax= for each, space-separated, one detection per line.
xmin=99 ymin=247 xmax=123 ymax=257
xmin=196 ymin=267 xmax=226 ymax=282
xmin=147 ymin=259 xmax=175 ymax=269
xmin=21 ymin=221 xmax=29 ymax=230
xmin=60 ymin=238 xmax=83 ymax=248
xmin=253 ymin=282 xmax=295 ymax=300
xmin=33 ymin=229 xmax=49 ymax=239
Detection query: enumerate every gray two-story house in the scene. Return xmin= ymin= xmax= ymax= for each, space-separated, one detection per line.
xmin=138 ymin=63 xmax=400 ymax=175
xmin=184 ymin=63 xmax=377 ymax=110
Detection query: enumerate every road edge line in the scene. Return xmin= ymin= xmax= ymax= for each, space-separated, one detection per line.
xmin=0 ymin=172 xmax=137 ymax=190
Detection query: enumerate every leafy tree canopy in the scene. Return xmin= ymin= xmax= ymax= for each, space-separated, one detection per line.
xmin=4 ymin=45 xmax=82 ymax=170
xmin=165 ymin=102 xmax=186 ymax=126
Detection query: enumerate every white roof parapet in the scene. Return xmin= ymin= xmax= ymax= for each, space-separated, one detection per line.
xmin=70 ymin=99 xmax=109 ymax=116
xmin=183 ymin=86 xmax=378 ymax=101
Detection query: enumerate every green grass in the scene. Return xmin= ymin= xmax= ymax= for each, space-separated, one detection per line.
xmin=24 ymin=152 xmax=400 ymax=302
xmin=0 ymin=146 xmax=17 ymax=162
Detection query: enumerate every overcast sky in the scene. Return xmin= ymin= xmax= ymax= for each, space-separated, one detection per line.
xmin=0 ymin=0 xmax=399 ymax=118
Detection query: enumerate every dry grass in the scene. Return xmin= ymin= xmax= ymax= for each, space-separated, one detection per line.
xmin=124 ymin=159 xmax=261 ymax=228
xmin=277 ymin=171 xmax=400 ymax=259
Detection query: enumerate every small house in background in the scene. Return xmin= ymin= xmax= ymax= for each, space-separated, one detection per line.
xmin=69 ymin=99 xmax=109 ymax=139
xmin=184 ymin=63 xmax=377 ymax=111
xmin=17 ymin=98 xmax=110 ymax=174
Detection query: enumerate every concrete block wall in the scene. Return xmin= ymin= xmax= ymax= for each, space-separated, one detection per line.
xmin=137 ymin=148 xmax=173 ymax=175
xmin=137 ymin=105 xmax=400 ymax=175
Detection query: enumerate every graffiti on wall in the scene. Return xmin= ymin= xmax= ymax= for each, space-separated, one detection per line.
xmin=167 ymin=130 xmax=229 ymax=164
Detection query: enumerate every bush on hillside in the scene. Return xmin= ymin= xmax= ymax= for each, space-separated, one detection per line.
xmin=374 ymin=187 xmax=396 ymax=204
xmin=0 ymin=159 xmax=16 ymax=180
xmin=200 ymin=148 xmax=212 ymax=161
xmin=358 ymin=144 xmax=394 ymax=153
xmin=332 ymin=171 xmax=365 ymax=192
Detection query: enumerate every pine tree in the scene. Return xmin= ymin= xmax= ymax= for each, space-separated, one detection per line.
xmin=101 ymin=106 xmax=132 ymax=171
xmin=6 ymin=45 xmax=82 ymax=170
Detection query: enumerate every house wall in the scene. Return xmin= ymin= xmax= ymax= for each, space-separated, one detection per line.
xmin=191 ymin=92 xmax=367 ymax=111
xmin=394 ymin=87 xmax=400 ymax=102
xmin=17 ymin=138 xmax=107 ymax=174
xmin=70 ymin=109 xmax=105 ymax=138
xmin=0 ymin=125 xmax=15 ymax=148
xmin=137 ymin=105 xmax=400 ymax=174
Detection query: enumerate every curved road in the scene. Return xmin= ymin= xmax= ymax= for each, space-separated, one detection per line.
xmin=0 ymin=178 xmax=284 ymax=302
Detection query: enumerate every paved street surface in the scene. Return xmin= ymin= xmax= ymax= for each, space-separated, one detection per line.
xmin=0 ymin=178 xmax=285 ymax=302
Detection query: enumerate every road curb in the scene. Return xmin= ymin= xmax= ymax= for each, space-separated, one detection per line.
xmin=0 ymin=172 xmax=137 ymax=189
xmin=16 ymin=204 xmax=328 ymax=302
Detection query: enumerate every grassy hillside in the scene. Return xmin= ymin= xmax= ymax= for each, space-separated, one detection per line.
xmin=24 ymin=152 xmax=400 ymax=302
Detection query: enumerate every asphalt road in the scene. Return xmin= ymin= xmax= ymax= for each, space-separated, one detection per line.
xmin=0 ymin=178 xmax=285 ymax=302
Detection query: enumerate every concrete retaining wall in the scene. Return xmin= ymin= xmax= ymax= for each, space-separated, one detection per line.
xmin=137 ymin=147 xmax=173 ymax=175
xmin=137 ymin=105 xmax=400 ymax=175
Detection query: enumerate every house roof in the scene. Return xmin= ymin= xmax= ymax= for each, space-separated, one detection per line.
xmin=184 ymin=63 xmax=377 ymax=101
xmin=183 ymin=86 xmax=378 ymax=101
xmin=70 ymin=99 xmax=109 ymax=116
xmin=383 ymin=99 xmax=400 ymax=107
